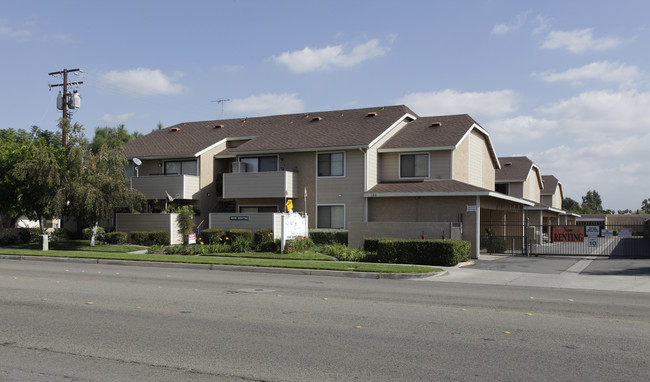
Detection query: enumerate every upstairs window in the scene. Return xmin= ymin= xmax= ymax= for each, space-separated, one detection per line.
xmin=400 ymin=153 xmax=428 ymax=178
xmin=495 ymin=183 xmax=509 ymax=195
xmin=164 ymin=160 xmax=198 ymax=176
xmin=318 ymin=152 xmax=344 ymax=177
xmin=240 ymin=156 xmax=278 ymax=172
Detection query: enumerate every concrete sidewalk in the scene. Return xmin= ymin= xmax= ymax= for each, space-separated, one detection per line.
xmin=425 ymin=258 xmax=650 ymax=293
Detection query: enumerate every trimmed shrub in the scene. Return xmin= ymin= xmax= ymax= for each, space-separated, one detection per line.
xmin=254 ymin=228 xmax=274 ymax=244
xmin=105 ymin=232 xmax=128 ymax=245
xmin=481 ymin=228 xmax=508 ymax=254
xmin=130 ymin=231 xmax=149 ymax=245
xmin=148 ymin=231 xmax=170 ymax=246
xmin=256 ymin=239 xmax=281 ymax=253
xmin=318 ymin=243 xmax=372 ymax=262
xmin=82 ymin=226 xmax=106 ymax=242
xmin=201 ymin=228 xmax=225 ymax=244
xmin=225 ymin=229 xmax=253 ymax=242
xmin=309 ymin=229 xmax=348 ymax=245
xmin=0 ymin=229 xmax=21 ymax=246
xmin=375 ymin=239 xmax=470 ymax=267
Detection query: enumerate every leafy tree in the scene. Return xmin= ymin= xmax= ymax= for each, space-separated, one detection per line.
xmin=90 ymin=124 xmax=141 ymax=154
xmin=642 ymin=199 xmax=650 ymax=214
xmin=562 ymin=197 xmax=580 ymax=213
xmin=617 ymin=209 xmax=632 ymax=215
xmin=581 ymin=190 xmax=605 ymax=214
xmin=64 ymin=121 xmax=146 ymax=245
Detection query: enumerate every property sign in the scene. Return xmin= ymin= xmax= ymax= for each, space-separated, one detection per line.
xmin=601 ymin=229 xmax=613 ymax=237
xmin=552 ymin=226 xmax=585 ymax=242
xmin=230 ymin=216 xmax=249 ymax=221
xmin=586 ymin=226 xmax=600 ymax=237
xmin=466 ymin=205 xmax=477 ymax=212
xmin=588 ymin=237 xmax=598 ymax=247
xmin=618 ymin=228 xmax=632 ymax=237
xmin=188 ymin=233 xmax=196 ymax=245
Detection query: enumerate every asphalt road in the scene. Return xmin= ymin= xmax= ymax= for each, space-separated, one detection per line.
xmin=1 ymin=259 xmax=649 ymax=381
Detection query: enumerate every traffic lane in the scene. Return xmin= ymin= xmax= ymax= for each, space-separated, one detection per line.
xmin=2 ymin=264 xmax=649 ymax=381
xmin=467 ymin=255 xmax=581 ymax=274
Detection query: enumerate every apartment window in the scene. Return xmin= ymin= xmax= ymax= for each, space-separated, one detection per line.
xmin=495 ymin=183 xmax=509 ymax=195
xmin=240 ymin=156 xmax=278 ymax=172
xmin=317 ymin=205 xmax=344 ymax=229
xmin=239 ymin=206 xmax=278 ymax=213
xmin=400 ymin=153 xmax=428 ymax=178
xmin=318 ymin=152 xmax=344 ymax=177
xmin=164 ymin=160 xmax=198 ymax=175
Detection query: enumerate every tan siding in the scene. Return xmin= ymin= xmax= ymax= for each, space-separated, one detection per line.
xmin=481 ymin=136 xmax=495 ymax=190
xmin=509 ymin=182 xmax=524 ymax=198
xmin=525 ymin=172 xmax=541 ymax=202
xmin=453 ymin=136 xmax=469 ymax=182
xmin=468 ymin=132 xmax=483 ymax=187
xmin=366 ymin=147 xmax=377 ymax=189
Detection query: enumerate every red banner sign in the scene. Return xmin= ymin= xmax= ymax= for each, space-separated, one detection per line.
xmin=552 ymin=226 xmax=585 ymax=242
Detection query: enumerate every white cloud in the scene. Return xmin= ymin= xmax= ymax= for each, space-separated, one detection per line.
xmin=100 ymin=113 xmax=135 ymax=124
xmin=397 ymin=89 xmax=520 ymax=120
xmin=227 ymin=93 xmax=305 ymax=116
xmin=492 ymin=11 xmax=532 ymax=35
xmin=99 ymin=68 xmax=184 ymax=96
xmin=485 ymin=116 xmax=559 ymax=145
xmin=0 ymin=19 xmax=31 ymax=38
xmin=541 ymin=28 xmax=620 ymax=53
xmin=274 ymin=39 xmax=390 ymax=73
xmin=535 ymin=61 xmax=641 ymax=86
xmin=536 ymin=90 xmax=650 ymax=140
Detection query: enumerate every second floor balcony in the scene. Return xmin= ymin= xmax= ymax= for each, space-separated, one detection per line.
xmin=130 ymin=175 xmax=200 ymax=200
xmin=223 ymin=171 xmax=297 ymax=199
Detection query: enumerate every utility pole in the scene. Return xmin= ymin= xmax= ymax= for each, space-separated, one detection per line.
xmin=48 ymin=68 xmax=83 ymax=147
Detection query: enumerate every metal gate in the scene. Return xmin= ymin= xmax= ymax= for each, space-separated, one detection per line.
xmin=481 ymin=222 xmax=650 ymax=258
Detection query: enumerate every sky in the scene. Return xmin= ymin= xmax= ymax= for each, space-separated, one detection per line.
xmin=1 ymin=0 xmax=649 ymax=212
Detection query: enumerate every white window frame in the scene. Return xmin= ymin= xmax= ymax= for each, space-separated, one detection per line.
xmin=399 ymin=153 xmax=429 ymax=179
xmin=316 ymin=204 xmax=346 ymax=229
xmin=317 ymin=152 xmax=345 ymax=178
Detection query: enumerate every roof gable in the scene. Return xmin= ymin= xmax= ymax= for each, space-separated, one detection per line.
xmin=496 ymin=156 xmax=543 ymax=187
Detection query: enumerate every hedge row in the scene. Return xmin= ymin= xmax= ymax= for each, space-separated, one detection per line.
xmin=309 ymin=229 xmax=348 ymax=245
xmin=366 ymin=238 xmax=470 ymax=267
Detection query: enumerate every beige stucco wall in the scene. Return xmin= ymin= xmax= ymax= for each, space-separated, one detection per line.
xmin=115 ymin=213 xmax=182 ymax=245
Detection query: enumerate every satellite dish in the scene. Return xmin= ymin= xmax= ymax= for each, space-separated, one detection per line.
xmin=133 ymin=158 xmax=142 ymax=166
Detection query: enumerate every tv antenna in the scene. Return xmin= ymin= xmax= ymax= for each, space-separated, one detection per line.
xmin=211 ymin=99 xmax=230 ymax=119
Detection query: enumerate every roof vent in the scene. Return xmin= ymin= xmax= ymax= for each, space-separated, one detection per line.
xmin=430 ymin=122 xmax=442 ymax=127
xmin=214 ymin=124 xmax=223 ymax=129
xmin=505 ymin=162 xmax=512 ymax=166
xmin=367 ymin=112 xmax=378 ymax=117
xmin=312 ymin=116 xmax=322 ymax=121
xmin=171 ymin=127 xmax=181 ymax=132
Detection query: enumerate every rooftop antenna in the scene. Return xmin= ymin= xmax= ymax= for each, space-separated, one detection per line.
xmin=211 ymin=99 xmax=230 ymax=119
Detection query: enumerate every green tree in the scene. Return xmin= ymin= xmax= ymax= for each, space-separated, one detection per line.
xmin=65 ymin=121 xmax=146 ymax=246
xmin=562 ymin=197 xmax=581 ymax=213
xmin=581 ymin=190 xmax=605 ymax=214
xmin=90 ymin=124 xmax=141 ymax=154
xmin=642 ymin=199 xmax=650 ymax=214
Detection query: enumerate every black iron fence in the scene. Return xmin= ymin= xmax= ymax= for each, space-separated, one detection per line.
xmin=480 ymin=222 xmax=650 ymax=258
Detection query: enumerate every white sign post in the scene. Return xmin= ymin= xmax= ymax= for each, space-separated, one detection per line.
xmin=280 ymin=212 xmax=308 ymax=252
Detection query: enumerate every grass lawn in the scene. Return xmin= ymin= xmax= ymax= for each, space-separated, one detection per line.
xmin=0 ymin=240 xmax=442 ymax=274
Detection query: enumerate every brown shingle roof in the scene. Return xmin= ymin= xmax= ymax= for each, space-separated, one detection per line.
xmin=366 ymin=179 xmax=491 ymax=195
xmin=380 ymin=114 xmax=479 ymax=149
xmin=124 ymin=105 xmax=416 ymax=158
xmin=496 ymin=156 xmax=536 ymax=182
xmin=541 ymin=175 xmax=559 ymax=195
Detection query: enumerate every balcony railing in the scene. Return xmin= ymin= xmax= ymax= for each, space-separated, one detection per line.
xmin=223 ymin=171 xmax=297 ymax=198
xmin=130 ymin=175 xmax=200 ymax=200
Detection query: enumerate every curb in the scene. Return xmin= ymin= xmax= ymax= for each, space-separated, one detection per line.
xmin=0 ymin=255 xmax=443 ymax=279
